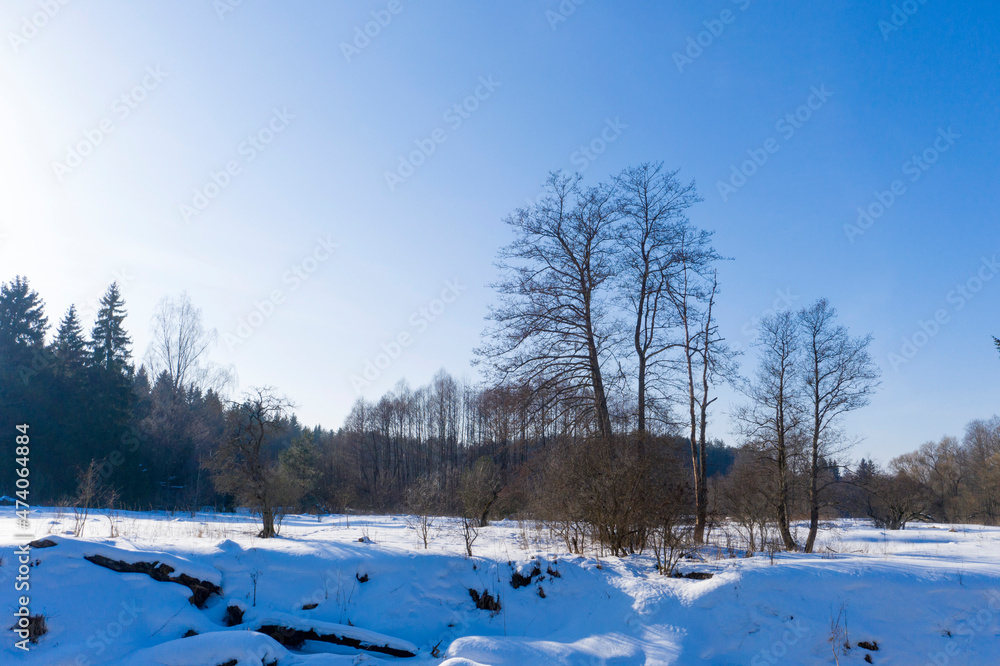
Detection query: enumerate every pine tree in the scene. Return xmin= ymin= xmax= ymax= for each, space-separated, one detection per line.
xmin=53 ymin=305 xmax=88 ymax=373
xmin=90 ymin=282 xmax=132 ymax=373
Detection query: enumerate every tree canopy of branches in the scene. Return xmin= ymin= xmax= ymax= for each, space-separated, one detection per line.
xmin=478 ymin=173 xmax=619 ymax=438
xmin=147 ymin=292 xmax=231 ymax=392
xmin=204 ymin=387 xmax=294 ymax=538
xmin=613 ymin=163 xmax=701 ymax=433
xmin=797 ymin=299 xmax=879 ymax=551
xmin=736 ymin=310 xmax=803 ymax=551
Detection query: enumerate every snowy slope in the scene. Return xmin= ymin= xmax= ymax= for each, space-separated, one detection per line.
xmin=1 ymin=509 xmax=999 ymax=664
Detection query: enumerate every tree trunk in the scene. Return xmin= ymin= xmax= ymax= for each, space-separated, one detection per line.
xmin=804 ymin=424 xmax=820 ymax=553
xmin=587 ymin=335 xmax=612 ymax=439
xmin=259 ymin=505 xmax=276 ymax=538
xmin=776 ymin=430 xmax=797 ymax=551
xmin=687 ymin=350 xmax=704 ymax=544
xmin=636 ymin=357 xmax=646 ymax=434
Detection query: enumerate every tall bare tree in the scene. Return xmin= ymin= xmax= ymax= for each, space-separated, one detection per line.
xmin=147 ymin=292 xmax=232 ymax=392
xmin=613 ymin=163 xmax=700 ymax=433
xmin=736 ymin=310 xmax=803 ymax=551
xmin=797 ymin=299 xmax=880 ymax=552
xmin=665 ymin=227 xmax=725 ymax=544
xmin=478 ymin=173 xmax=618 ymax=438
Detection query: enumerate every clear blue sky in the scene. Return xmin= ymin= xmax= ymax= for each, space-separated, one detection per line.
xmin=2 ymin=1 xmax=997 ymax=461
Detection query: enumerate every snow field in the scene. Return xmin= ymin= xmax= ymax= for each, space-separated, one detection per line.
xmin=1 ymin=509 xmax=999 ymax=664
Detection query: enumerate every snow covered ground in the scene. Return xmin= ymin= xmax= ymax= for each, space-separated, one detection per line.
xmin=1 ymin=508 xmax=999 ymax=665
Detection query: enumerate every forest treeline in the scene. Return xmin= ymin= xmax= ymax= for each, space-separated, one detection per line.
xmin=2 ymin=163 xmax=998 ymax=555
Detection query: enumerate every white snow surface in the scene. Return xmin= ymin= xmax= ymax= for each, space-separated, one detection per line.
xmin=1 ymin=509 xmax=999 ymax=665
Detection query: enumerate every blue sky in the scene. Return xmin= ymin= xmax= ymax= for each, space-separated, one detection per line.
xmin=1 ymin=1 xmax=997 ymax=461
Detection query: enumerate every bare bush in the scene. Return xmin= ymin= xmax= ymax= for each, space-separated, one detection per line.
xmin=716 ymin=452 xmax=776 ymax=555
xmin=461 ymin=516 xmax=479 ymax=558
xmin=405 ymin=475 xmax=440 ymax=549
xmin=861 ymin=467 xmax=930 ymax=530
xmin=73 ymin=460 xmax=104 ymax=537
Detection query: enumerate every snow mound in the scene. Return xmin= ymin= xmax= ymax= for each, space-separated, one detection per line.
xmin=247 ymin=610 xmax=419 ymax=657
xmin=120 ymin=631 xmax=288 ymax=665
xmin=32 ymin=534 xmax=222 ymax=586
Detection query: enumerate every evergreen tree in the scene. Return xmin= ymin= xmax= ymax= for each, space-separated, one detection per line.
xmin=90 ymin=282 xmax=132 ymax=373
xmin=0 ymin=276 xmax=49 ymax=379
xmin=0 ymin=277 xmax=54 ymax=498
xmin=53 ymin=305 xmax=88 ymax=373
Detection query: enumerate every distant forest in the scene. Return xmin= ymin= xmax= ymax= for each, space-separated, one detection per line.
xmin=2 ymin=164 xmax=998 ymax=553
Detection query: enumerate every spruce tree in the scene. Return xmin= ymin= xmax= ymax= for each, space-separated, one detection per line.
xmin=90 ymin=282 xmax=132 ymax=373
xmin=83 ymin=283 xmax=137 ymax=499
xmin=53 ymin=305 xmax=88 ymax=373
xmin=0 ymin=276 xmax=49 ymax=375
xmin=0 ymin=277 xmax=55 ymax=498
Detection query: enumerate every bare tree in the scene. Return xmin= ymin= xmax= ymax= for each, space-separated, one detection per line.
xmin=665 ymin=227 xmax=726 ymax=544
xmin=798 ymin=299 xmax=880 ymax=552
xmin=892 ymin=437 xmax=963 ymax=521
xmin=460 ymin=457 xmax=502 ymax=527
xmin=613 ymin=163 xmax=700 ymax=433
xmin=147 ymin=293 xmax=233 ymax=393
xmin=861 ymin=461 xmax=931 ymax=530
xmin=736 ymin=311 xmax=803 ymax=551
xmin=203 ymin=387 xmax=292 ymax=538
xmin=477 ymin=173 xmax=618 ymax=438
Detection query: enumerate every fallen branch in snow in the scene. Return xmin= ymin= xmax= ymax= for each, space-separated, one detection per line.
xmin=253 ymin=618 xmax=417 ymax=657
xmin=83 ymin=554 xmax=222 ymax=608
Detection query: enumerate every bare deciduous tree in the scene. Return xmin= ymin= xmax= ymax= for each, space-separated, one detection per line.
xmin=477 ymin=173 xmax=618 ymax=438
xmin=737 ymin=311 xmax=803 ymax=551
xmin=613 ymin=163 xmax=700 ymax=433
xmin=665 ymin=228 xmax=728 ymax=544
xmin=798 ymin=299 xmax=880 ymax=552
xmin=147 ymin=292 xmax=233 ymax=393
